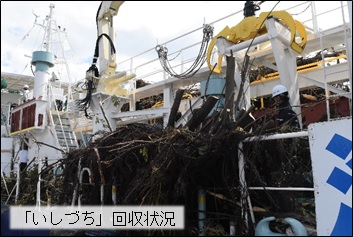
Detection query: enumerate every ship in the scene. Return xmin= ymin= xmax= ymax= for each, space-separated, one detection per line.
xmin=1 ymin=1 xmax=352 ymax=236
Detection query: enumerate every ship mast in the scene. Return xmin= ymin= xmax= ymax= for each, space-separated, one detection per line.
xmin=34 ymin=3 xmax=73 ymax=99
xmin=44 ymin=3 xmax=54 ymax=53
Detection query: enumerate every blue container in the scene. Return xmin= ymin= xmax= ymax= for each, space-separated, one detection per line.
xmin=200 ymin=75 xmax=226 ymax=97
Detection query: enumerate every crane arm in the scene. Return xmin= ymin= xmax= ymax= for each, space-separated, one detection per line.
xmin=97 ymin=1 xmax=124 ymax=18
xmin=75 ymin=1 xmax=125 ymax=117
xmin=96 ymin=1 xmax=124 ymax=81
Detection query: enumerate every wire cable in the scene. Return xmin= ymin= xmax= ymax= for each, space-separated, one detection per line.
xmin=156 ymin=24 xmax=214 ymax=80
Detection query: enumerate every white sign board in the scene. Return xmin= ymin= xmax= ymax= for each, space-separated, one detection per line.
xmin=308 ymin=118 xmax=352 ymax=236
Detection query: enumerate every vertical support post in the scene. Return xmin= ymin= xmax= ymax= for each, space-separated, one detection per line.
xmin=36 ymin=157 xmax=42 ymax=207
xmin=112 ymin=184 xmax=117 ymax=205
xmin=198 ymin=188 xmax=206 ymax=236
xmin=47 ymin=197 xmax=52 ymax=207
xmin=100 ymin=184 xmax=104 ymax=206
xmin=230 ymin=219 xmax=236 ymax=235
xmin=238 ymin=142 xmax=255 ymax=233
xmin=265 ymin=17 xmax=303 ymax=129
xmin=15 ymin=161 xmax=20 ymax=205
xmin=163 ymin=85 xmax=173 ymax=128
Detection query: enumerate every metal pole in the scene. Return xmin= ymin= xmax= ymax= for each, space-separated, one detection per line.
xmin=112 ymin=185 xmax=117 ymax=205
xmin=198 ymin=188 xmax=206 ymax=236
xmin=243 ymin=131 xmax=309 ymax=142
xmin=238 ymin=142 xmax=255 ymax=232
xmin=100 ymin=184 xmax=104 ymax=206
xmin=15 ymin=162 xmax=20 ymax=205
xmin=229 ymin=219 xmax=236 ymax=236
xmin=36 ymin=157 xmax=42 ymax=207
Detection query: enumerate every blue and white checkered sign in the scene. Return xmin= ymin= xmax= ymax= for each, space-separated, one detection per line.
xmin=309 ymin=118 xmax=352 ymax=236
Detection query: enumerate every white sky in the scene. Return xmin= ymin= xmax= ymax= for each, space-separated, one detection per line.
xmin=1 ymin=1 xmax=350 ymax=84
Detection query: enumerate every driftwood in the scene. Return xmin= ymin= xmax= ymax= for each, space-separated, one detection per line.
xmin=224 ymin=54 xmax=236 ymax=123
xmin=186 ymin=96 xmax=219 ymax=131
xmin=234 ymin=105 xmax=255 ymax=131
xmin=167 ymin=89 xmax=185 ymax=128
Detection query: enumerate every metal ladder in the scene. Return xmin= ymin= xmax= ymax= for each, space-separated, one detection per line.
xmin=51 ymin=111 xmax=79 ymax=153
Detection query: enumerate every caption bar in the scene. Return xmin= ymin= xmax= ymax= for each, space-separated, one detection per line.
xmin=10 ymin=205 xmax=184 ymax=229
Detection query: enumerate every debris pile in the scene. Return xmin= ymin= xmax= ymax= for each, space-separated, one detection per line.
xmin=1 ymin=88 xmax=317 ymax=236
xmin=47 ymin=122 xmax=313 ymax=235
xmin=54 ymin=122 xmax=250 ymax=235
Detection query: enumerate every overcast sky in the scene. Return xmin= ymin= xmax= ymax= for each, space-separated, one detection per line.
xmin=1 ymin=1 xmax=349 ymax=84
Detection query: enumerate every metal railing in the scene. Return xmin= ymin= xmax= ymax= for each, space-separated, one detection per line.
xmin=116 ymin=1 xmax=349 ymax=87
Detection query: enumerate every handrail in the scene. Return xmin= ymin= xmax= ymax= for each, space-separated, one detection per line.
xmin=116 ymin=1 xmax=348 ymax=85
xmin=238 ymin=130 xmax=310 ymax=230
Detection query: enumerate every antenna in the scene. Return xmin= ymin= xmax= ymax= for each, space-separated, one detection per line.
xmin=32 ymin=11 xmax=40 ymax=25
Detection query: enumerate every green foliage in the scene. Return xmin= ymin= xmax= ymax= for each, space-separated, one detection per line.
xmin=1 ymin=79 xmax=7 ymax=89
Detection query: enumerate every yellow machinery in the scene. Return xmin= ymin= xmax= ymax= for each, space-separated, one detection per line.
xmin=206 ymin=10 xmax=307 ymax=74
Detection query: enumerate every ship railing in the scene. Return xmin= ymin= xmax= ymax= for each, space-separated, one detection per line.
xmin=116 ymin=1 xmax=349 ymax=87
